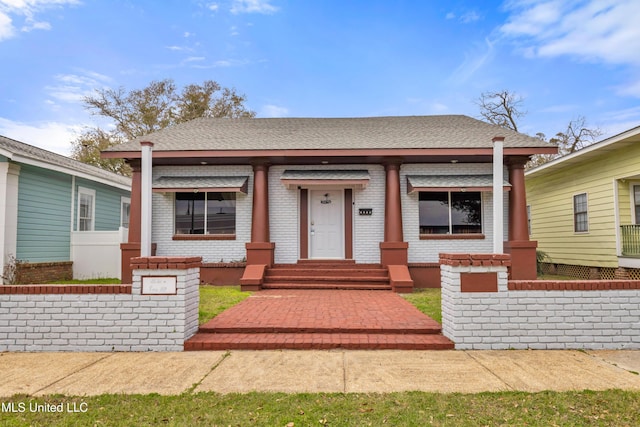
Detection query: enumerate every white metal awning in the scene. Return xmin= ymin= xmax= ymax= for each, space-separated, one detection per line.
xmin=406 ymin=174 xmax=511 ymax=193
xmin=280 ymin=170 xmax=370 ymax=189
xmin=152 ymin=176 xmax=249 ymax=193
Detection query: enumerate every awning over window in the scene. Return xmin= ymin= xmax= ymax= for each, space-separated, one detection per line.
xmin=281 ymin=170 xmax=370 ymax=189
xmin=406 ymin=174 xmax=511 ymax=194
xmin=153 ymin=176 xmax=249 ymax=193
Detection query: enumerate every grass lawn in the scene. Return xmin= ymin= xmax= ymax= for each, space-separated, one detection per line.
xmin=402 ymin=288 xmax=442 ymax=323
xmin=198 ymin=285 xmax=251 ymax=324
xmin=2 ymin=390 xmax=639 ymax=426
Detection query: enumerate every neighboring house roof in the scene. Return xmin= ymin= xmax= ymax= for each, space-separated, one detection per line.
xmin=526 ymin=124 xmax=640 ymax=178
xmin=0 ymin=135 xmax=131 ymax=191
xmin=104 ymin=115 xmax=556 ymax=154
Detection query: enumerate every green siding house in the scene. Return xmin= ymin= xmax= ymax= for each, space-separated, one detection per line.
xmin=1 ymin=135 xmax=131 ymax=283
xmin=526 ymin=125 xmax=640 ymax=279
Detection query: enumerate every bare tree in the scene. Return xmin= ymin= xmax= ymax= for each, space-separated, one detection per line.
xmin=475 ymin=90 xmax=526 ymax=132
xmin=71 ymin=79 xmax=255 ymax=175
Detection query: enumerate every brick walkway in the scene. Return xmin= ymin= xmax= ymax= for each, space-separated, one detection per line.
xmin=185 ymin=290 xmax=454 ymax=350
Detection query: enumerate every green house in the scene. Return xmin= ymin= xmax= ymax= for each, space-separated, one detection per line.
xmin=525 ymin=125 xmax=640 ymax=279
xmin=1 ymin=135 xmax=131 ymax=283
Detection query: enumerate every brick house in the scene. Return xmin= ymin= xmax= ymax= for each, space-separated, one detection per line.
xmin=103 ymin=115 xmax=556 ymax=290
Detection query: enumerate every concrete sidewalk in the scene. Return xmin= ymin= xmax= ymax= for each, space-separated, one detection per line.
xmin=1 ymin=350 xmax=640 ymax=396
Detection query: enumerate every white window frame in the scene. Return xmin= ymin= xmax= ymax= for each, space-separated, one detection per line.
xmin=573 ymin=192 xmax=589 ymax=233
xmin=77 ymin=186 xmax=96 ymax=231
xmin=631 ymin=183 xmax=640 ymax=225
xmin=121 ymin=196 xmax=131 ymax=228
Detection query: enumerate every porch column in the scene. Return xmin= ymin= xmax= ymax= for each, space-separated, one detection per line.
xmin=504 ymin=156 xmax=538 ymax=279
xmin=380 ymin=161 xmax=408 ymax=266
xmin=140 ymin=141 xmax=153 ymax=257
xmin=120 ymin=160 xmax=142 ymax=284
xmin=246 ymin=163 xmax=275 ymax=266
xmin=492 ymin=136 xmax=504 ymax=254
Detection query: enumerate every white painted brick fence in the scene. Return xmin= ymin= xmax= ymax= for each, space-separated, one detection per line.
xmin=0 ymin=257 xmax=200 ymax=352
xmin=441 ymin=253 xmax=640 ymax=350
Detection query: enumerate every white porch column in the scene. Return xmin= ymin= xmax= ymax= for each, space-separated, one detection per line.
xmin=140 ymin=141 xmax=153 ymax=257
xmin=492 ymin=136 xmax=504 ymax=254
xmin=0 ymin=162 xmax=20 ymax=282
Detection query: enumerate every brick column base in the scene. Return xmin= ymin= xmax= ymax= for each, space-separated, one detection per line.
xmin=504 ymin=240 xmax=537 ymax=280
xmin=246 ymin=242 xmax=275 ymax=267
xmin=380 ymin=242 xmax=408 ymax=266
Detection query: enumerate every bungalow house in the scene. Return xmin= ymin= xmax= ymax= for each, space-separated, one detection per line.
xmin=526 ymin=124 xmax=640 ymax=280
xmin=1 ymin=135 xmax=131 ymax=283
xmin=102 ymin=115 xmax=556 ymax=290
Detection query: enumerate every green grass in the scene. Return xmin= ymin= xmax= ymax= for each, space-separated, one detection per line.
xmin=47 ymin=278 xmax=121 ymax=284
xmin=2 ymin=390 xmax=639 ymax=426
xmin=402 ymin=288 xmax=442 ymax=323
xmin=198 ymin=285 xmax=251 ymax=324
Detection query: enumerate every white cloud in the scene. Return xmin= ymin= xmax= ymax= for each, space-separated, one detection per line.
xmin=230 ymin=0 xmax=278 ymax=15
xmin=0 ymin=0 xmax=79 ymax=41
xmin=448 ymin=37 xmax=495 ymax=84
xmin=260 ymin=104 xmax=288 ymax=117
xmin=207 ymin=3 xmax=219 ymax=12
xmin=0 ymin=11 xmax=13 ymax=40
xmin=460 ymin=11 xmax=480 ymax=24
xmin=0 ymin=117 xmax=83 ymax=155
xmin=501 ymin=0 xmax=640 ymax=66
xmin=616 ymin=78 xmax=640 ymax=98
xmin=45 ymin=70 xmax=113 ymax=104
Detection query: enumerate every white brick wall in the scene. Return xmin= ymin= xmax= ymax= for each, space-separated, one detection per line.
xmin=149 ymin=163 xmax=510 ymax=265
xmin=401 ymin=164 xmax=509 ymax=263
xmin=0 ymin=267 xmax=200 ymax=352
xmin=441 ymin=263 xmax=640 ymax=350
xmin=152 ymin=165 xmax=253 ymax=263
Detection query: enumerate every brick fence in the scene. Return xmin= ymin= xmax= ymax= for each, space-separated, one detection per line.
xmin=14 ymin=261 xmax=73 ymax=284
xmin=441 ymin=253 xmax=640 ymax=350
xmin=0 ymin=257 xmax=200 ymax=352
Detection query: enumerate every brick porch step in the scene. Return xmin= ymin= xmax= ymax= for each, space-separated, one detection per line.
xmin=198 ymin=324 xmax=441 ymax=335
xmin=261 ymin=283 xmax=392 ymax=290
xmin=263 ymin=262 xmax=391 ymax=290
xmin=184 ymin=332 xmax=454 ymax=350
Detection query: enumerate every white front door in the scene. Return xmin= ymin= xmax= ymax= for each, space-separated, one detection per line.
xmin=309 ymin=189 xmax=344 ymax=259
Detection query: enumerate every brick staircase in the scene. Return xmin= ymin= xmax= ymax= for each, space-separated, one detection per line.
xmin=262 ymin=259 xmax=392 ymax=290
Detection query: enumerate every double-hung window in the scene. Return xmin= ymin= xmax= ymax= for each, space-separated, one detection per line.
xmin=175 ymin=192 xmax=236 ymax=235
xmin=634 ymin=185 xmax=640 ymax=224
xmin=419 ymin=191 xmax=482 ymax=235
xmin=78 ymin=187 xmax=96 ymax=231
xmin=121 ymin=197 xmax=131 ymax=228
xmin=573 ymin=193 xmax=588 ymax=233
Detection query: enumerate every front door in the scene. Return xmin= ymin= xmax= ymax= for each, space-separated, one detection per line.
xmin=309 ymin=189 xmax=344 ymax=259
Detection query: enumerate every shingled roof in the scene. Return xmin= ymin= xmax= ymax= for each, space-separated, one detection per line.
xmin=105 ymin=115 xmax=555 ymax=153
xmin=1 ymin=134 xmax=131 ymax=189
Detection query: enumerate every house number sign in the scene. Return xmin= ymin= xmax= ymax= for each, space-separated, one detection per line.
xmin=142 ymin=276 xmax=177 ymax=295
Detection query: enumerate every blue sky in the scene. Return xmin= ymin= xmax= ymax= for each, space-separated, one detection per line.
xmin=1 ymin=0 xmax=640 ymax=155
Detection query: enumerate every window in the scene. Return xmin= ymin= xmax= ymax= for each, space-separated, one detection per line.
xmin=175 ymin=192 xmax=236 ymax=235
xmin=121 ymin=197 xmax=131 ymax=228
xmin=573 ymin=193 xmax=588 ymax=232
xmin=419 ymin=191 xmax=482 ymax=234
xmin=634 ymin=185 xmax=640 ymax=224
xmin=77 ymin=187 xmax=95 ymax=231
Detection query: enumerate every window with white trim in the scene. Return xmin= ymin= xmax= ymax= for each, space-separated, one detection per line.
xmin=121 ymin=197 xmax=131 ymax=228
xmin=78 ymin=187 xmax=96 ymax=231
xmin=573 ymin=193 xmax=588 ymax=233
xmin=419 ymin=191 xmax=482 ymax=234
xmin=634 ymin=185 xmax=640 ymax=224
xmin=175 ymin=192 xmax=236 ymax=235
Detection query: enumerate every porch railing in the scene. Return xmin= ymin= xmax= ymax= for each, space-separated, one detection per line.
xmin=621 ymin=225 xmax=640 ymax=257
